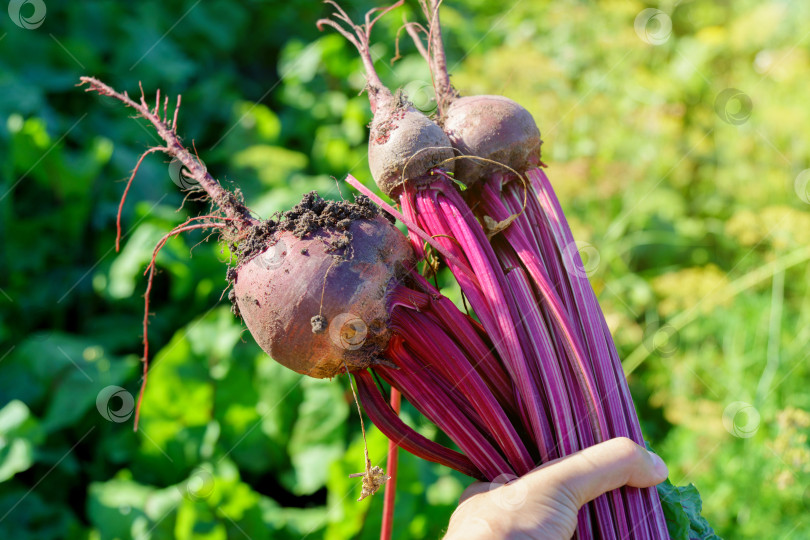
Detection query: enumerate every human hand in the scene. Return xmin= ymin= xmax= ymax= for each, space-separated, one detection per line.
xmin=443 ymin=437 xmax=669 ymax=540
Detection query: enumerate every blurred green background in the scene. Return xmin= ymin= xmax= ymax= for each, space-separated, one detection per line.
xmin=1 ymin=0 xmax=809 ymax=538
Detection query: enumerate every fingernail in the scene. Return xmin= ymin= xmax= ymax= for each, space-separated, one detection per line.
xmin=647 ymin=451 xmax=668 ymax=478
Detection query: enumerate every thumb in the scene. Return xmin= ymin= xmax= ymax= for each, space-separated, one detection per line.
xmin=525 ymin=437 xmax=668 ymax=508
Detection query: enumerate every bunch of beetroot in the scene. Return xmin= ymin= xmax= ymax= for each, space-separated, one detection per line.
xmin=81 ymin=1 xmax=687 ymax=538
xmin=319 ymin=0 xmax=669 ymax=537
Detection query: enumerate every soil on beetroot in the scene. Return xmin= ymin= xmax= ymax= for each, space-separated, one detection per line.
xmin=372 ymin=91 xmax=409 ymax=145
xmin=229 ymin=191 xmax=381 ymax=263
xmin=282 ymin=191 xmax=380 ymax=236
xmin=310 ymin=314 xmax=328 ymax=334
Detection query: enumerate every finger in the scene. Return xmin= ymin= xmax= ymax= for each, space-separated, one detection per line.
xmin=523 ymin=437 xmax=668 ymax=508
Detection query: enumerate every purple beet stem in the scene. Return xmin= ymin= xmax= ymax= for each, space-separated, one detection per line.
xmin=527 ymin=168 xmax=668 ymax=537
xmin=345 ymin=171 xmax=666 ymax=538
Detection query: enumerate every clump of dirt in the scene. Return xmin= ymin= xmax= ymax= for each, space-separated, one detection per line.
xmin=228 ymin=191 xmax=379 ymax=266
xmin=280 ymin=191 xmax=379 ymax=238
xmin=226 ymin=218 xmax=277 ymax=268
xmin=228 ymin=289 xmax=240 ymax=317
xmin=327 ymin=232 xmax=353 ymax=253
xmin=311 ymin=315 xmax=327 ymax=334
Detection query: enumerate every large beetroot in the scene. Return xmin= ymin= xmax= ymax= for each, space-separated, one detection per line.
xmin=232 ymin=195 xmax=412 ymax=379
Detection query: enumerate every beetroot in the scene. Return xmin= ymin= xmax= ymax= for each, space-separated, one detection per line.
xmin=442 ymin=95 xmax=542 ymax=182
xmin=318 ymin=1 xmax=454 ymax=197
xmin=367 ymin=93 xmax=454 ymax=196
xmin=233 ymin=197 xmax=413 ymax=378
